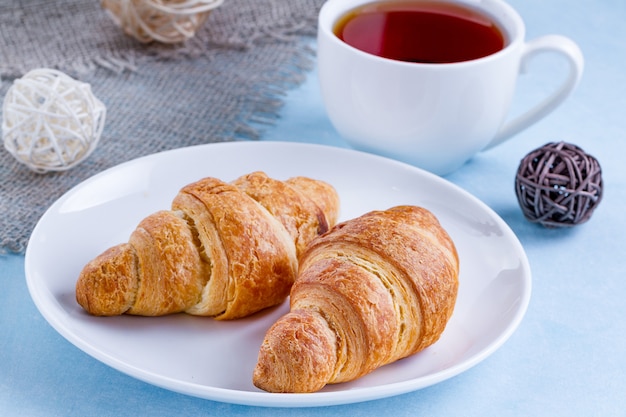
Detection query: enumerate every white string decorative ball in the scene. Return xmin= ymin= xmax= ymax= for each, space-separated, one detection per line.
xmin=2 ymin=68 xmax=106 ymax=173
xmin=102 ymin=0 xmax=224 ymax=44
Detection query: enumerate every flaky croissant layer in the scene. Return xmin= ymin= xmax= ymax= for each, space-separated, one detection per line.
xmin=75 ymin=171 xmax=339 ymax=319
xmin=253 ymin=205 xmax=459 ymax=393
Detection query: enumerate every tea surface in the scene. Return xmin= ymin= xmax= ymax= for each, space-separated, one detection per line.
xmin=334 ymin=0 xmax=505 ymax=63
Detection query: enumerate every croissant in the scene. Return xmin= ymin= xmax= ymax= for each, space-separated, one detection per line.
xmin=75 ymin=171 xmax=340 ymax=319
xmin=252 ymin=205 xmax=459 ymax=393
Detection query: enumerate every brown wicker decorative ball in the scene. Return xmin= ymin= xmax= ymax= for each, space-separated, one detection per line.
xmin=515 ymin=141 xmax=603 ymax=227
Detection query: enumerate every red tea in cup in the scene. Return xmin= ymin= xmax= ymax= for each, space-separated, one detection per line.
xmin=319 ymin=0 xmax=584 ymax=174
xmin=333 ymin=0 xmax=506 ymax=63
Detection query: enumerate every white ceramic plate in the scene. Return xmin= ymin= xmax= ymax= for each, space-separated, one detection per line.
xmin=26 ymin=141 xmax=531 ymax=407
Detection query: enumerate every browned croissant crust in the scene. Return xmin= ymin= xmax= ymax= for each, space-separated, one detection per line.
xmin=252 ymin=205 xmax=459 ymax=393
xmin=75 ymin=171 xmax=340 ymax=319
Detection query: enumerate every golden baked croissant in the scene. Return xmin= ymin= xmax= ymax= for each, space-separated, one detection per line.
xmin=75 ymin=171 xmax=340 ymax=319
xmin=252 ymin=205 xmax=459 ymax=393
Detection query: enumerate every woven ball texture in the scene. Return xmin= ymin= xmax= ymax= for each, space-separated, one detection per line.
xmin=102 ymin=0 xmax=224 ymax=44
xmin=2 ymin=68 xmax=106 ymax=173
xmin=515 ymin=141 xmax=603 ymax=228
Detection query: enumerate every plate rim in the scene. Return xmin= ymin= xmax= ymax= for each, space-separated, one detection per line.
xmin=25 ymin=141 xmax=532 ymax=407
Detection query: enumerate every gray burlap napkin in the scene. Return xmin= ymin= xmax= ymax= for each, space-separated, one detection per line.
xmin=0 ymin=0 xmax=325 ymax=254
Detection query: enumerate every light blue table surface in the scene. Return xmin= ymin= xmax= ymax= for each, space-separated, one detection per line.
xmin=2 ymin=0 xmax=625 ymax=415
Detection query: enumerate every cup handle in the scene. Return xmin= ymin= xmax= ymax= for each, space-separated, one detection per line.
xmin=483 ymin=35 xmax=584 ymax=150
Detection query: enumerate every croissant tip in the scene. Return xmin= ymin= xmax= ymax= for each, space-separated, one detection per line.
xmin=253 ymin=310 xmax=337 ymax=393
xmin=75 ymin=243 xmax=137 ymax=316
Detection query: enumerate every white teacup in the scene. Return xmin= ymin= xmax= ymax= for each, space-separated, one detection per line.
xmin=317 ymin=0 xmax=584 ymax=175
